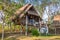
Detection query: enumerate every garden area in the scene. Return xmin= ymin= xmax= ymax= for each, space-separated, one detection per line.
xmin=0 ymin=28 xmax=60 ymax=40
xmin=0 ymin=25 xmax=60 ymax=40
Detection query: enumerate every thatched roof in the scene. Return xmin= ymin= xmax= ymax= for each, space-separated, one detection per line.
xmin=53 ymin=15 xmax=60 ymax=21
xmin=10 ymin=4 xmax=41 ymax=21
xmin=51 ymin=15 xmax=60 ymax=27
xmin=15 ymin=4 xmax=32 ymax=15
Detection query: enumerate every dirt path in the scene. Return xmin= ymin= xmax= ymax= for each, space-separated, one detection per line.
xmin=16 ymin=36 xmax=60 ymax=40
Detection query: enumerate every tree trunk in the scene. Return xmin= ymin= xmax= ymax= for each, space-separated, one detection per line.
xmin=2 ymin=22 xmax=4 ymax=40
xmin=2 ymin=18 xmax=5 ymax=40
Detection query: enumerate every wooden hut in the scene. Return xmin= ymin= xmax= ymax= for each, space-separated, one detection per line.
xmin=11 ymin=4 xmax=42 ymax=35
xmin=51 ymin=15 xmax=60 ymax=34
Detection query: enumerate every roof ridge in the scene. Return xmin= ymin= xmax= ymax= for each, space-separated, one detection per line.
xmin=15 ymin=4 xmax=31 ymax=14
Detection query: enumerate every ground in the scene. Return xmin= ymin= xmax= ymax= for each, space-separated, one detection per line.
xmin=5 ymin=35 xmax=60 ymax=40
xmin=16 ymin=36 xmax=60 ymax=40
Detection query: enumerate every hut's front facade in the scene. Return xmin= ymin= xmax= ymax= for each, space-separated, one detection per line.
xmin=51 ymin=15 xmax=60 ymax=34
xmin=11 ymin=4 xmax=42 ymax=35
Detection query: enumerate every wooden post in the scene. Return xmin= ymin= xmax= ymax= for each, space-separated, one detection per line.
xmin=55 ymin=28 xmax=56 ymax=35
xmin=39 ymin=18 xmax=41 ymax=32
xmin=25 ymin=15 xmax=28 ymax=36
xmin=46 ymin=23 xmax=48 ymax=35
xmin=20 ymin=24 xmax=23 ymax=35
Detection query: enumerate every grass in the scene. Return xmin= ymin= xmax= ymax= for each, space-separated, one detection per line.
xmin=16 ymin=36 xmax=60 ymax=40
xmin=0 ymin=35 xmax=60 ymax=40
xmin=5 ymin=37 xmax=17 ymax=40
xmin=0 ymin=33 xmax=60 ymax=40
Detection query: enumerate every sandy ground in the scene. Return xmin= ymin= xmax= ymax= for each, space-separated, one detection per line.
xmin=16 ymin=36 xmax=60 ymax=40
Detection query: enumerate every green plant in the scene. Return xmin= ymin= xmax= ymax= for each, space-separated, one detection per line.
xmin=31 ymin=28 xmax=39 ymax=36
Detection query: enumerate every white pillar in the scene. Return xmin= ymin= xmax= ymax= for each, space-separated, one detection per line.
xmin=39 ymin=18 xmax=41 ymax=32
xmin=46 ymin=23 xmax=48 ymax=34
xmin=25 ymin=15 xmax=28 ymax=36
xmin=39 ymin=18 xmax=42 ymax=35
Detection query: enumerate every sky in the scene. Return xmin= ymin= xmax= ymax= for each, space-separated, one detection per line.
xmin=0 ymin=10 xmax=5 ymax=23
xmin=43 ymin=3 xmax=60 ymax=22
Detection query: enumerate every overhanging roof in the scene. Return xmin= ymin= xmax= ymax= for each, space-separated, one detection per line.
xmin=10 ymin=4 xmax=42 ymax=21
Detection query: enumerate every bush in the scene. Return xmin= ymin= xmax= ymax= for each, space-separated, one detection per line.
xmin=31 ymin=28 xmax=39 ymax=36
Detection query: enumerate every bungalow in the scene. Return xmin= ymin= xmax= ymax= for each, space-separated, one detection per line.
xmin=51 ymin=15 xmax=60 ymax=34
xmin=11 ymin=4 xmax=42 ymax=35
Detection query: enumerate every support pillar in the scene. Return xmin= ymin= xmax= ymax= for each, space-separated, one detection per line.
xmin=39 ymin=18 xmax=41 ymax=32
xmin=46 ymin=22 xmax=48 ymax=34
xmin=55 ymin=28 xmax=56 ymax=35
xmin=20 ymin=24 xmax=23 ymax=35
xmin=25 ymin=15 xmax=28 ymax=36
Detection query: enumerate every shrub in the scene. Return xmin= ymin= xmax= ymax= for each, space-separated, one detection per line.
xmin=31 ymin=28 xmax=39 ymax=36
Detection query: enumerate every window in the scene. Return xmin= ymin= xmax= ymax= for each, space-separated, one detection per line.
xmin=29 ymin=19 xmax=35 ymax=24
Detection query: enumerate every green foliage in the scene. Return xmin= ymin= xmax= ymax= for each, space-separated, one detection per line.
xmin=4 ymin=26 xmax=9 ymax=31
xmin=0 ymin=0 xmax=23 ymax=26
xmin=0 ymin=5 xmax=2 ymax=10
xmin=31 ymin=28 xmax=39 ymax=36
